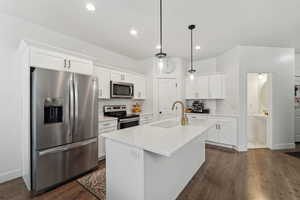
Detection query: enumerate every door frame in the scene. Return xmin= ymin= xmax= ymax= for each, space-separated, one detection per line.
xmin=245 ymin=72 xmax=273 ymax=150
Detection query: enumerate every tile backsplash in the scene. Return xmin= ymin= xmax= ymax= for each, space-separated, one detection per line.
xmin=98 ymin=99 xmax=145 ymax=116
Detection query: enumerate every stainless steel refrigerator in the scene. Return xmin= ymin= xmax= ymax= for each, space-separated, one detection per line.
xmin=30 ymin=67 xmax=98 ymax=194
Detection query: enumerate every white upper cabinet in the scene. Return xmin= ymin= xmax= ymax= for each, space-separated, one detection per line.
xmin=94 ymin=67 xmax=111 ymax=99
xmin=208 ymin=74 xmax=225 ymax=99
xmin=185 ymin=76 xmax=208 ymax=99
xmin=133 ymin=75 xmax=146 ymax=99
xmin=67 ymin=56 xmax=93 ymax=75
xmin=30 ymin=48 xmax=67 ymax=72
xmin=30 ymin=47 xmax=93 ymax=75
xmin=110 ymin=71 xmax=133 ymax=83
xmin=197 ymin=76 xmax=209 ymax=99
xmin=185 ymin=74 xmax=225 ymax=99
xmin=185 ymin=77 xmax=197 ymax=99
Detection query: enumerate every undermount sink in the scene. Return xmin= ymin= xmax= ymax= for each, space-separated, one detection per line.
xmin=151 ymin=120 xmax=180 ymax=128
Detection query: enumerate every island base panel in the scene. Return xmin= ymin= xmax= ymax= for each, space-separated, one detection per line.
xmin=105 ymin=133 xmax=206 ymax=200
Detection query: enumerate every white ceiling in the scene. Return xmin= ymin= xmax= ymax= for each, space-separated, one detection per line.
xmin=0 ymin=0 xmax=300 ymax=60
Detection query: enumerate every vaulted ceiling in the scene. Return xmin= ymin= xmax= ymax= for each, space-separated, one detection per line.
xmin=0 ymin=0 xmax=299 ymax=60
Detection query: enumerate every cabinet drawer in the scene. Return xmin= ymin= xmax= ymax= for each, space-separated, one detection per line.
xmin=140 ymin=119 xmax=153 ymax=125
xmin=140 ymin=116 xmax=153 ymax=121
xmin=99 ymin=120 xmax=117 ymax=129
xmin=99 ymin=126 xmax=117 ymax=134
xmin=187 ymin=115 xmax=208 ymax=120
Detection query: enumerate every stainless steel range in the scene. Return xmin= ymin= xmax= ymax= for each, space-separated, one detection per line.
xmin=30 ymin=67 xmax=98 ymax=194
xmin=103 ymin=105 xmax=140 ymax=129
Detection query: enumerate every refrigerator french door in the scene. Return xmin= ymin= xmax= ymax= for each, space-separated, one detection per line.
xmin=31 ymin=68 xmax=98 ymax=194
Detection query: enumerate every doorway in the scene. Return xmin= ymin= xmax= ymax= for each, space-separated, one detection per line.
xmin=246 ymin=73 xmax=273 ymax=149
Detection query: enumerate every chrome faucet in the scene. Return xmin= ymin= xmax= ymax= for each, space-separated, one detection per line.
xmin=172 ymin=101 xmax=188 ymax=126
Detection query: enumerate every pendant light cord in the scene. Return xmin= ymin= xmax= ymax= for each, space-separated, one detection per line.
xmin=191 ymin=27 xmax=193 ymax=71
xmin=160 ymin=0 xmax=163 ymax=54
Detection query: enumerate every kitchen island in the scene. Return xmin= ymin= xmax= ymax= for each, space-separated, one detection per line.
xmin=102 ymin=119 xmax=216 ymax=200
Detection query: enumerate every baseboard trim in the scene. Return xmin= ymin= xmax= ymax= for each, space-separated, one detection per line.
xmin=205 ymin=141 xmax=240 ymax=151
xmin=272 ymin=143 xmax=296 ymax=150
xmin=295 ymin=135 xmax=300 ymax=142
xmin=0 ymin=169 xmax=22 ymax=184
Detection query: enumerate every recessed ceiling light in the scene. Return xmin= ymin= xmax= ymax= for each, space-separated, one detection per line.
xmin=156 ymin=44 xmax=161 ymax=49
xmin=195 ymin=45 xmax=201 ymax=50
xmin=86 ymin=3 xmax=96 ymax=12
xmin=130 ymin=29 xmax=138 ymax=36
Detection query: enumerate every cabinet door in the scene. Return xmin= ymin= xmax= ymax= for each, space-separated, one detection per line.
xmin=133 ymin=76 xmax=146 ymax=99
xmin=207 ymin=125 xmax=219 ymax=143
xmin=185 ymin=77 xmax=197 ymax=99
xmin=140 ymin=77 xmax=146 ymax=99
xmin=111 ymin=71 xmax=127 ymax=82
xmin=94 ymin=67 xmax=111 ymax=99
xmin=98 ymin=135 xmax=105 ymax=159
xmin=295 ymin=116 xmax=300 ymax=142
xmin=218 ymin=119 xmax=237 ymax=146
xmin=209 ymin=75 xmax=225 ymax=99
xmin=30 ymin=48 xmax=67 ymax=71
xmin=68 ymin=57 xmax=93 ymax=75
xmin=196 ymin=76 xmax=209 ymax=99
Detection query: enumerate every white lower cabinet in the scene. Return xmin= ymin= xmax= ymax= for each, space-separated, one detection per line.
xmin=98 ymin=119 xmax=118 ymax=159
xmin=187 ymin=114 xmax=237 ymax=148
xmin=213 ymin=119 xmax=237 ymax=147
xmin=295 ymin=115 xmax=300 ymax=142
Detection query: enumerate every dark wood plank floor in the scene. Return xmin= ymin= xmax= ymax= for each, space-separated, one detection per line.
xmin=1 ymin=145 xmax=300 ymax=200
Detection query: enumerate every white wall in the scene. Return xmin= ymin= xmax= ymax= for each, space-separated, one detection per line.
xmin=240 ymin=46 xmax=295 ymax=150
xmin=0 ymin=12 xmax=142 ymax=183
xmin=215 ymin=47 xmax=240 ymax=115
xmin=191 ymin=58 xmax=217 ymax=74
xmin=295 ymin=54 xmax=300 ymax=76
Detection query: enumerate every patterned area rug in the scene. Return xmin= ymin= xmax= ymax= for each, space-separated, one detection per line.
xmin=77 ymin=167 xmax=106 ymax=200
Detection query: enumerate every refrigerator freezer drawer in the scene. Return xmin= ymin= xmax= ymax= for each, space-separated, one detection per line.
xmin=33 ymin=138 xmax=98 ymax=193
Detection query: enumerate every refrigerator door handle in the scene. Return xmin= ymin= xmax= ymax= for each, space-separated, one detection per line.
xmin=38 ymin=138 xmax=97 ymax=156
xmin=74 ymin=74 xmax=79 ymax=136
xmin=69 ymin=76 xmax=74 ymax=139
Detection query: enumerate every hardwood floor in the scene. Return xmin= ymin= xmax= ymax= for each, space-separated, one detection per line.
xmin=1 ymin=145 xmax=299 ymax=200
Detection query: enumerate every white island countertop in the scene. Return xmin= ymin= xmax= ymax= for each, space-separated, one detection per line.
xmin=102 ymin=119 xmax=216 ymax=157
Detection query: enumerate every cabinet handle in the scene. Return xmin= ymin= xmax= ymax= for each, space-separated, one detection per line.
xmin=68 ymin=60 xmax=71 ymax=69
xmin=64 ymin=59 xmax=67 ymax=68
xmin=121 ymin=74 xmax=125 ymax=81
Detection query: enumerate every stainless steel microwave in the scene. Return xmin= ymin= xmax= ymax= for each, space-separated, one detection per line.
xmin=110 ymin=81 xmax=134 ymax=98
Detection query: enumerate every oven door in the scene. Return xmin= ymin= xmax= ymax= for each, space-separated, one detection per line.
xmin=111 ymin=81 xmax=134 ymax=98
xmin=119 ymin=118 xmax=140 ymax=129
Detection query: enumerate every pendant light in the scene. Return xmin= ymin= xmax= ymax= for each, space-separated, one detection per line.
xmin=155 ymin=0 xmax=167 ymax=70
xmin=188 ymin=24 xmax=196 ymax=80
